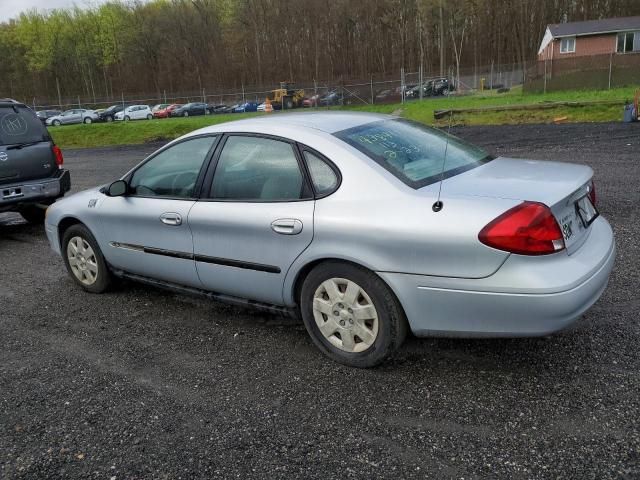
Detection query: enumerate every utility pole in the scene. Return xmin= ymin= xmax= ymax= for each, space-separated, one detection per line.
xmin=439 ymin=0 xmax=445 ymax=77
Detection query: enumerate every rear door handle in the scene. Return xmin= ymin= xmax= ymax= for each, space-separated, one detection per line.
xmin=271 ymin=218 xmax=303 ymax=235
xmin=160 ymin=212 xmax=182 ymax=226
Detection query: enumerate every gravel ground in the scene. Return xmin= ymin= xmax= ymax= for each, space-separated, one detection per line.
xmin=1 ymin=122 xmax=639 ymax=479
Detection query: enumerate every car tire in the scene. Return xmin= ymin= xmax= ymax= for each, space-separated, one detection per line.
xmin=61 ymin=224 xmax=112 ymax=294
xmin=52 ymin=120 xmax=61 ymax=126
xmin=124 ymin=116 xmax=130 ymax=121
xmin=106 ymin=116 xmax=113 ymax=122
xmin=147 ymin=114 xmax=153 ymax=120
xmin=300 ymin=261 xmax=408 ymax=368
xmin=183 ymin=111 xmax=189 ymax=117
xmin=84 ymin=117 xmax=92 ymax=124
xmin=19 ymin=205 xmax=46 ymax=224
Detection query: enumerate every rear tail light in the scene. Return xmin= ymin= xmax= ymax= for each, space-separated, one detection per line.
xmin=479 ymin=202 xmax=565 ymax=256
xmin=52 ymin=144 xmax=64 ymax=168
xmin=588 ymin=180 xmax=596 ymax=206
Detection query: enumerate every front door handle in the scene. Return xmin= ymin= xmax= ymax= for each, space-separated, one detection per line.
xmin=160 ymin=212 xmax=182 ymax=226
xmin=271 ymin=218 xmax=303 ymax=235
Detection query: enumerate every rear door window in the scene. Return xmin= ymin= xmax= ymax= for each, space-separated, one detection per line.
xmin=0 ymin=105 xmax=49 ymax=146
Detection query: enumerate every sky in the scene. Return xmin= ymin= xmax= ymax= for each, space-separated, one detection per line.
xmin=0 ymin=0 xmax=116 ymax=22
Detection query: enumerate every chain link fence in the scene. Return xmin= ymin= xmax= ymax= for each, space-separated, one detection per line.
xmin=526 ymin=52 xmax=640 ymax=93
xmin=23 ymin=62 xmax=527 ymax=113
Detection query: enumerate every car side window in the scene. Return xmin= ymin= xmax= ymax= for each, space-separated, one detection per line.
xmin=303 ymin=150 xmax=339 ymax=196
xmin=210 ymin=136 xmax=305 ymax=201
xmin=129 ymin=136 xmax=217 ymax=198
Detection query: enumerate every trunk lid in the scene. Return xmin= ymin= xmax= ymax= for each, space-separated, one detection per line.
xmin=0 ymin=104 xmax=56 ymax=185
xmin=442 ymin=157 xmax=595 ymax=253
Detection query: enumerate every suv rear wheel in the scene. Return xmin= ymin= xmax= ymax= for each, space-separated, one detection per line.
xmin=300 ymin=261 xmax=408 ymax=368
xmin=62 ymin=224 xmax=112 ymax=293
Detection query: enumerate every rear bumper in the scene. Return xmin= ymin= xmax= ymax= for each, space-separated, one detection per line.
xmin=0 ymin=169 xmax=70 ymax=211
xmin=378 ymin=216 xmax=616 ymax=337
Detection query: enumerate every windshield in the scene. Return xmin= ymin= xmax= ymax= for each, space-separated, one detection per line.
xmin=0 ymin=105 xmax=50 ymax=146
xmin=334 ymin=118 xmax=492 ymax=188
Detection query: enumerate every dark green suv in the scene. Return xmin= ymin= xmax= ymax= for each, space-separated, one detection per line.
xmin=0 ymin=99 xmax=70 ymax=223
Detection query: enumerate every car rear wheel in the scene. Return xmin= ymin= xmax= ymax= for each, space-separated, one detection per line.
xmin=19 ymin=205 xmax=46 ymax=224
xmin=146 ymin=114 xmax=153 ymax=120
xmin=62 ymin=224 xmax=112 ymax=293
xmin=183 ymin=111 xmax=189 ymax=117
xmin=106 ymin=116 xmax=113 ymax=122
xmin=300 ymin=261 xmax=408 ymax=368
xmin=83 ymin=117 xmax=92 ymax=124
xmin=52 ymin=120 xmax=61 ymax=126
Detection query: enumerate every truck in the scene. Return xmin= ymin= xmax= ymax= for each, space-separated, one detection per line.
xmin=0 ymin=99 xmax=70 ymax=223
xmin=267 ymin=83 xmax=305 ymax=110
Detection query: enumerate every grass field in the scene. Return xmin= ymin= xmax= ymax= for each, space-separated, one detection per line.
xmin=49 ymin=86 xmax=639 ymax=149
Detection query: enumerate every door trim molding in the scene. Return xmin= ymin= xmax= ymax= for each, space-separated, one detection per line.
xmin=109 ymin=242 xmax=281 ymax=274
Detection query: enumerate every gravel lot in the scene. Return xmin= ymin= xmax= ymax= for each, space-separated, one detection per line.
xmin=1 ymin=122 xmax=639 ymax=479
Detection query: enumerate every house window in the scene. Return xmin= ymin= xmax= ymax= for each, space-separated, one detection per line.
xmin=617 ymin=32 xmax=640 ymax=53
xmin=560 ymin=37 xmax=576 ymax=53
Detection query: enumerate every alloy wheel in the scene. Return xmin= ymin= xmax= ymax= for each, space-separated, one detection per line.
xmin=67 ymin=236 xmax=99 ymax=286
xmin=312 ymin=278 xmax=379 ymax=353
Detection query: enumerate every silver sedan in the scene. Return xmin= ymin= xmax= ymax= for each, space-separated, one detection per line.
xmin=44 ymin=113 xmax=615 ymax=367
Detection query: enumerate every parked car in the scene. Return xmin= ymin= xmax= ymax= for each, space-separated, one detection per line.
xmin=97 ymin=105 xmax=124 ymax=123
xmin=170 ymin=102 xmax=210 ymax=117
xmin=374 ymin=89 xmax=394 ymax=103
xmin=151 ymin=103 xmax=170 ymax=113
xmin=232 ymin=102 xmax=259 ymax=113
xmin=406 ymin=78 xmax=455 ymax=99
xmin=319 ymin=91 xmax=341 ymax=107
xmin=208 ymin=104 xmax=230 ymax=114
xmin=153 ymin=104 xmax=182 ymax=119
xmin=303 ymin=95 xmax=320 ymax=107
xmin=0 ymin=99 xmax=70 ymax=223
xmin=46 ymin=109 xmax=99 ymax=126
xmin=115 ymin=105 xmax=153 ymax=121
xmin=36 ymin=109 xmax=62 ymax=125
xmin=44 ymin=112 xmax=614 ymax=368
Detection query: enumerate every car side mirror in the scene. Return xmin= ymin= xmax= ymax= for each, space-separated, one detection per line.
xmin=106 ymin=179 xmax=128 ymax=197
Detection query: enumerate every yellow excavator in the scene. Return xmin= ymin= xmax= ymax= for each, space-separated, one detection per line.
xmin=267 ymin=82 xmax=305 ymax=110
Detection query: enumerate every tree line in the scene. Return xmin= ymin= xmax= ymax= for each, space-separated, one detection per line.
xmin=1 ymin=0 xmax=638 ymax=105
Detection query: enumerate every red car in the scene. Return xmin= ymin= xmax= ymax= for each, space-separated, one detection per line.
xmin=153 ymin=104 xmax=182 ymax=119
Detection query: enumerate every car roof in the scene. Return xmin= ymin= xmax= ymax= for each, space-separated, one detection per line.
xmin=194 ymin=111 xmax=394 ymax=135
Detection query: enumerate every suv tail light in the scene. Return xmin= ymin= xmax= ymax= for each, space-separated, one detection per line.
xmin=588 ymin=180 xmax=596 ymax=206
xmin=52 ymin=144 xmax=64 ymax=168
xmin=479 ymin=202 xmax=565 ymax=256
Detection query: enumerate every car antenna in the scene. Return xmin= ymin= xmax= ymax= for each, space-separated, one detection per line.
xmin=432 ymin=108 xmax=453 ymax=213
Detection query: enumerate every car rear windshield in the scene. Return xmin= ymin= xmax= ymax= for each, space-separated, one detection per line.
xmin=0 ymin=105 xmax=50 ymax=146
xmin=335 ymin=118 xmax=492 ymax=188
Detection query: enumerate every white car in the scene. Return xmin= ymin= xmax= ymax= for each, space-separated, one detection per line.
xmin=115 ymin=105 xmax=153 ymax=121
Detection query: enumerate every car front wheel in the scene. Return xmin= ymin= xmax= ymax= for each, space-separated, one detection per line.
xmin=300 ymin=261 xmax=408 ymax=368
xmin=183 ymin=111 xmax=189 ymax=117
xmin=52 ymin=120 xmax=61 ymax=126
xmin=62 ymin=224 xmax=112 ymax=293
xmin=84 ymin=117 xmax=92 ymax=124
